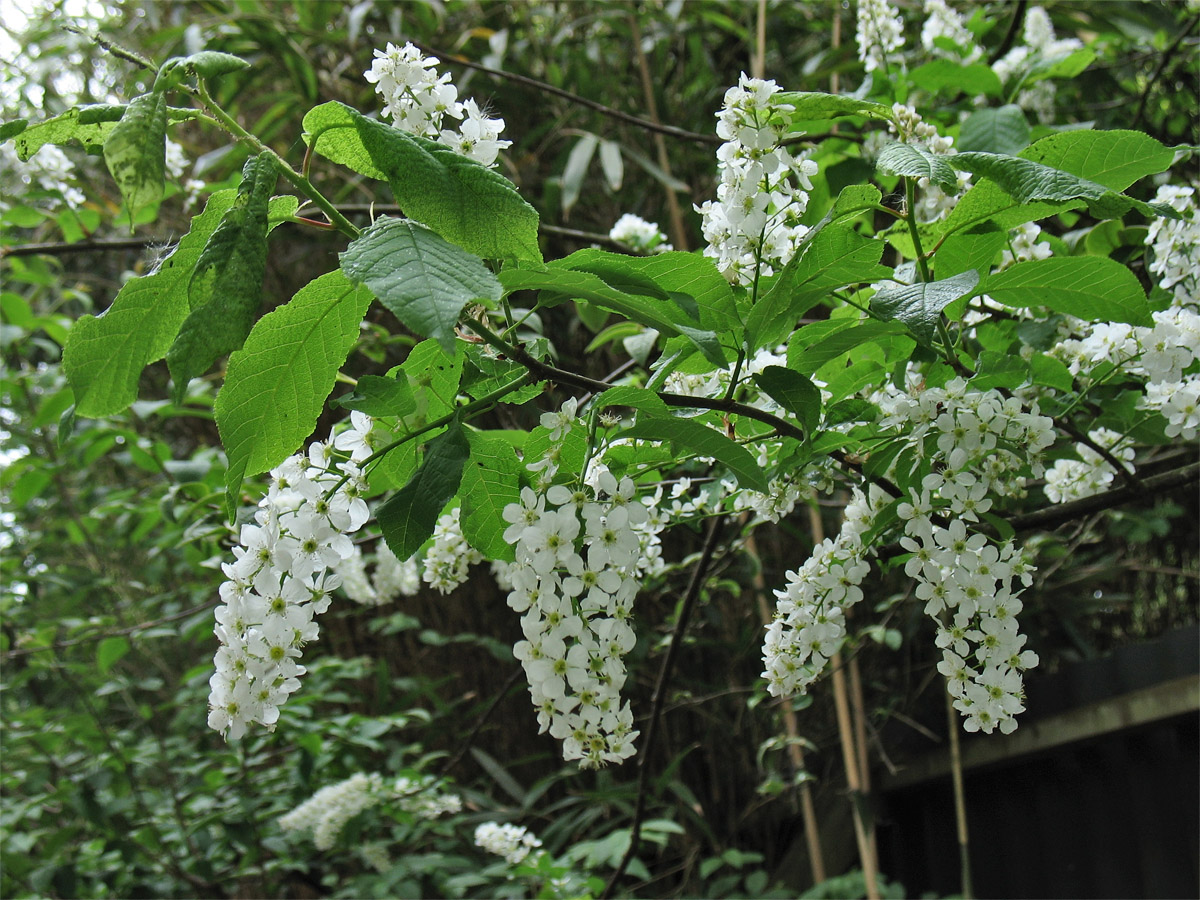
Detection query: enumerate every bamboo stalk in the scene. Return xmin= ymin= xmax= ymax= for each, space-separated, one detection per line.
xmin=812 ymin=505 xmax=879 ymax=900
xmin=947 ymin=689 xmax=974 ymax=899
xmin=628 ymin=13 xmax=689 ymax=251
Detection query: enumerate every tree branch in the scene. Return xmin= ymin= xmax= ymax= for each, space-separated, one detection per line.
xmin=407 ymin=40 xmax=721 ymax=146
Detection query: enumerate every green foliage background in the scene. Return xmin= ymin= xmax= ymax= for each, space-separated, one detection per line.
xmin=1 ymin=2 xmax=1196 ymax=898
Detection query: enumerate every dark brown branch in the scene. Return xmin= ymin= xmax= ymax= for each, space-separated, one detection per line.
xmin=601 ymin=513 xmax=727 ymax=899
xmin=2 ymin=237 xmax=161 ymax=258
xmin=988 ymin=1 xmax=1027 ymax=65
xmin=1008 ymin=459 xmax=1198 ymax=534
xmin=407 ymin=40 xmax=721 ymax=146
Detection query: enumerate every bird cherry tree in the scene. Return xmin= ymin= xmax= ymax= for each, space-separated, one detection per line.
xmin=3 ymin=3 xmax=1196 ymax=895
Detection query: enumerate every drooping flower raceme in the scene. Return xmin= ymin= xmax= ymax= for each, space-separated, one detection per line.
xmin=207 ymin=417 xmax=374 ymax=739
xmin=1146 ymin=184 xmax=1199 ymax=310
xmin=423 ymin=506 xmax=483 ymax=593
xmin=279 ymin=771 xmax=461 ymax=851
xmin=475 ymin=822 xmax=543 ymax=866
xmin=366 ymin=41 xmax=511 ymax=167
xmin=856 ymin=0 xmax=906 ymax=74
xmin=696 ymin=74 xmax=819 ymax=285
xmin=502 ymin=405 xmax=647 ymax=767
xmin=920 ymin=0 xmax=981 ymax=62
xmin=762 ymin=487 xmax=887 ymax=697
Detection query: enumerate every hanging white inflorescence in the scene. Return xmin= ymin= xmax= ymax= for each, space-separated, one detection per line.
xmin=366 ymin=41 xmax=511 ymax=167
xmin=856 ymin=0 xmax=907 ymax=75
xmin=695 ymin=73 xmax=818 ymax=286
xmin=207 ymin=415 xmax=381 ymax=739
xmin=501 ymin=401 xmax=648 ymax=767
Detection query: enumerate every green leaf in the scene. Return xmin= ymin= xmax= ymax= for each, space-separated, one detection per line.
xmin=341 ymin=217 xmax=501 ymax=352
xmin=775 ymin=92 xmax=893 ymax=123
xmin=984 ymin=257 xmax=1150 ymax=326
xmin=941 ymin=129 xmax=1176 ymax=236
xmin=871 ymin=270 xmax=980 ymax=345
xmin=561 ymin=132 xmax=598 ymax=217
xmin=752 ymin=366 xmax=821 ymax=435
xmin=1030 ymin=352 xmax=1074 ymax=393
xmin=499 ymin=266 xmax=726 ymax=366
xmin=334 ymin=375 xmax=416 ymax=417
xmin=103 ymin=91 xmax=168 ymax=225
xmin=63 ymin=192 xmax=297 ymax=417
xmin=377 ymin=420 xmax=471 ymax=560
xmin=1030 ymin=47 xmax=1095 ymax=81
xmin=215 ymin=270 xmax=373 ymax=515
xmin=177 ymin=50 xmax=250 ymax=80
xmin=303 ymin=101 xmax=540 ymax=261
xmin=7 ymin=105 xmax=196 ymax=161
xmin=876 ymin=142 xmax=958 ymax=192
xmin=933 ymin=226 xmax=1006 ymax=279
xmin=970 ymin=351 xmax=1028 ymax=391
xmin=167 ymin=154 xmax=278 ymax=402
xmin=96 ymin=636 xmax=130 ymax=675
xmin=460 ymin=429 xmax=522 ymax=561
xmin=787 ymin=320 xmax=907 ymax=374
xmin=594 ymin=385 xmax=669 ymax=415
xmin=947 ymin=151 xmax=1177 ymax=221
xmin=620 ymin=413 xmax=768 ymax=492
xmin=555 ymin=248 xmax=739 ymax=333
xmin=747 ymin=224 xmax=890 ymax=352
xmin=908 ymin=60 xmax=1003 ymax=97
xmin=957 ymin=105 xmax=1030 ymax=155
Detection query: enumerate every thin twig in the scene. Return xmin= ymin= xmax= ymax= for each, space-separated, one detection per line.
xmin=1056 ymin=418 xmax=1142 ymax=492
xmin=407 ymin=39 xmax=721 ymax=146
xmin=987 ymin=1 xmax=1027 ymax=66
xmin=601 ymin=514 xmax=726 ymax=899
xmin=440 ymin=666 xmax=524 ymax=776
xmin=2 ymin=237 xmax=166 ymax=258
xmin=1 ymin=601 xmax=219 ymax=660
xmin=1133 ymin=15 xmax=1199 ymax=129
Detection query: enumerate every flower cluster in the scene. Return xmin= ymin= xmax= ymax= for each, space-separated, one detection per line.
xmin=1043 ymin=428 xmax=1135 ymax=504
xmin=366 ymin=41 xmax=511 ymax=167
xmin=1054 ymin=304 xmax=1200 ymax=440
xmin=279 ymin=772 xmax=384 ymax=851
xmin=475 ymin=822 xmax=543 ymax=866
xmin=335 ymin=539 xmax=423 ymax=605
xmin=920 ymin=0 xmax=980 ymax=62
xmin=856 ymin=0 xmax=906 ymax=74
xmin=888 ymin=103 xmax=970 ymax=223
xmin=608 ymin=213 xmax=673 ymax=254
xmin=695 ymin=73 xmax=818 ymax=285
xmin=992 ymin=6 xmax=1083 ymax=122
xmin=762 ymin=487 xmax=885 ymax=697
xmin=207 ymin=417 xmax=376 ymax=739
xmin=0 ymin=142 xmax=85 ymax=209
xmin=1146 ymin=184 xmax=1199 ymax=310
xmin=423 ymin=506 xmax=483 ymax=593
xmin=279 ymin=771 xmax=461 ymax=852
xmin=874 ymin=377 xmax=1057 ymax=505
xmin=393 ymin=773 xmax=463 ymax=819
xmin=901 ymin=515 xmax=1039 ymax=735
xmin=501 ymin=405 xmax=647 ymax=767
xmin=998 ymin=221 xmax=1053 ymax=270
